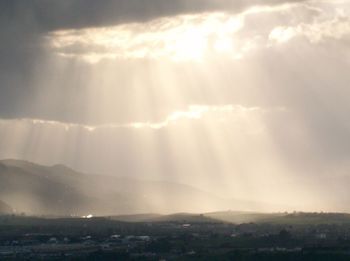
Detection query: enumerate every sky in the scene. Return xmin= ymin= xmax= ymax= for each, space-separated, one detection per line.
xmin=1 ymin=0 xmax=350 ymax=211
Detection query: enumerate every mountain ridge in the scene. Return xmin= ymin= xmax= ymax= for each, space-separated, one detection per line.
xmin=0 ymin=159 xmax=249 ymax=216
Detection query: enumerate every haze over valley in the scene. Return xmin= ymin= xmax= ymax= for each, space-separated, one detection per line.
xmin=0 ymin=159 xmax=286 ymax=216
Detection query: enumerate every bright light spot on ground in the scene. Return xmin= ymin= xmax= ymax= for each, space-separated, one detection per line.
xmin=82 ymin=214 xmax=94 ymax=219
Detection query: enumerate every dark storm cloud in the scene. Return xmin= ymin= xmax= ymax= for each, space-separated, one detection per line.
xmin=1 ymin=0 xmax=307 ymax=32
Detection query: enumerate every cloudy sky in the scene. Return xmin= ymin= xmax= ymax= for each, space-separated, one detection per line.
xmin=1 ymin=0 xmax=350 ymax=211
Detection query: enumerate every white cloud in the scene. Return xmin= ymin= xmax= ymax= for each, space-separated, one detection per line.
xmin=269 ymin=3 xmax=350 ymax=44
xmin=269 ymin=26 xmax=298 ymax=43
xmin=269 ymin=16 xmax=350 ymax=44
xmin=46 ymin=2 xmax=309 ymax=63
xmin=0 ymin=105 xmax=269 ymax=131
xmin=48 ymin=12 xmax=244 ymax=62
xmin=46 ymin=1 xmax=350 ymax=63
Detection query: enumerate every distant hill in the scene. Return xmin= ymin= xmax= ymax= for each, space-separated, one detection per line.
xmin=110 ymin=211 xmax=350 ymax=225
xmin=111 ymin=213 xmax=217 ymax=223
xmin=110 ymin=211 xmax=278 ymax=224
xmin=0 ymin=159 xmax=264 ymax=216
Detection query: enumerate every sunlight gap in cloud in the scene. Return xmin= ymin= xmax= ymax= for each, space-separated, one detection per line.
xmin=48 ymin=12 xmax=243 ymax=62
xmin=47 ymin=3 xmax=306 ymax=63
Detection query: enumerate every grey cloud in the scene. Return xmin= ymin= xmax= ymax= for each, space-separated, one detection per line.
xmin=1 ymin=0 xmax=307 ymax=32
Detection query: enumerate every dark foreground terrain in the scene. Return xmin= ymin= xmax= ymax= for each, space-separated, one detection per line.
xmin=2 ymin=212 xmax=350 ymax=260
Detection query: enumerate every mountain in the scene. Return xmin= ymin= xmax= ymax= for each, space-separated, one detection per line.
xmin=0 ymin=159 xmax=255 ymax=216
